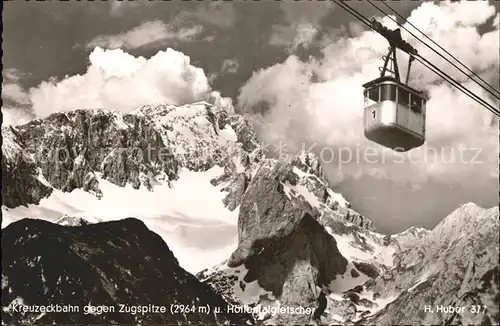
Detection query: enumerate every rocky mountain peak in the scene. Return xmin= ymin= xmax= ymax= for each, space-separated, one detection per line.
xmin=54 ymin=214 xmax=104 ymax=226
xmin=2 ymin=102 xmax=498 ymax=326
xmin=2 ymin=102 xmax=241 ymax=208
xmin=1 ymin=217 xmax=254 ymax=325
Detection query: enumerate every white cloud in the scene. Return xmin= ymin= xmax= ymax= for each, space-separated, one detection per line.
xmin=3 ymin=68 xmax=29 ymax=83
xmin=29 ymin=47 xmax=234 ymax=117
xmin=2 ymin=68 xmax=31 ymax=106
xmin=109 ymin=1 xmax=131 ymax=16
xmin=292 ymin=23 xmax=318 ymax=50
xmin=270 ymin=22 xmax=318 ymax=53
xmin=209 ymin=91 xmax=235 ymax=115
xmin=2 ymin=68 xmax=34 ymax=126
xmin=86 ymin=20 xmax=203 ymax=50
xmin=269 ymin=1 xmax=334 ymax=53
xmin=238 ymin=1 xmax=499 ymax=186
xmin=208 ymin=73 xmax=218 ymax=84
xmin=176 ymin=2 xmax=236 ymax=29
xmin=109 ymin=0 xmax=153 ymax=16
xmin=397 ymin=1 xmax=499 ymax=86
xmin=220 ymin=58 xmax=240 ymax=74
xmin=2 ymin=83 xmax=31 ymax=106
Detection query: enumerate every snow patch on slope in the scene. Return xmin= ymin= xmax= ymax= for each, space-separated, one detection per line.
xmin=361 ymin=292 xmax=399 ymax=316
xmin=282 ymin=182 xmax=322 ymax=209
xmin=327 ymin=227 xmax=395 ymax=267
xmin=290 ymin=167 xmax=349 ymax=209
xmin=198 ymin=261 xmax=272 ymax=307
xmin=328 ymin=261 xmax=371 ymax=293
xmin=230 ymin=266 xmax=269 ymax=305
xmin=219 ymin=125 xmax=238 ymax=142
xmin=326 ymin=189 xmax=349 ymax=208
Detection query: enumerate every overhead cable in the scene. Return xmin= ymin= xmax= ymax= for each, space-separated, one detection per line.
xmin=377 ymin=0 xmax=500 ymax=98
xmin=332 ymin=0 xmax=500 ymax=117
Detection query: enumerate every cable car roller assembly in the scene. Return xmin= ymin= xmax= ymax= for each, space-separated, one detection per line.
xmin=332 ymin=0 xmax=500 ymax=152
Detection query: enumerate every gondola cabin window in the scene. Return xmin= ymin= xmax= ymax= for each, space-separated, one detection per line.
xmin=364 ymin=86 xmax=380 ymax=108
xmin=397 ymin=88 xmax=410 ymax=107
xmin=369 ymin=87 xmax=380 ymax=102
xmin=409 ymin=92 xmax=425 ymax=135
xmin=410 ymin=93 xmax=423 ymax=113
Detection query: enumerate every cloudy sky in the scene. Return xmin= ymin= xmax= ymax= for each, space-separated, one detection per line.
xmin=2 ymin=0 xmax=499 ymax=234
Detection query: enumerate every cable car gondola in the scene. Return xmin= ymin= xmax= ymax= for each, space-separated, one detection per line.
xmin=363 ymin=20 xmax=427 ymax=152
xmin=363 ymin=76 xmax=426 ymax=152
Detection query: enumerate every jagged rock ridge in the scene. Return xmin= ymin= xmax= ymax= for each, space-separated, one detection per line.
xmin=2 ymin=102 xmax=372 ymax=231
xmin=2 ymin=102 xmax=498 ymax=326
xmin=357 ymin=204 xmax=499 ymax=326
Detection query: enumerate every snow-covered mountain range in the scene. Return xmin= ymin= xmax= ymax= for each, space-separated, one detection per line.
xmin=2 ymin=102 xmax=498 ymax=325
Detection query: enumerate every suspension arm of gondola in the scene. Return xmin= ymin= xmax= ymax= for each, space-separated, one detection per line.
xmin=393 ymin=47 xmax=400 ymax=82
xmin=380 ymin=47 xmax=393 ymax=78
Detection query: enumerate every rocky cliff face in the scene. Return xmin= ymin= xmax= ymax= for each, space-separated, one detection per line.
xmin=224 ymin=158 xmax=349 ymax=325
xmin=1 ymin=217 xmax=254 ymax=325
xmin=2 ymin=127 xmax=54 ymax=208
xmin=2 ymin=102 xmax=498 ymax=326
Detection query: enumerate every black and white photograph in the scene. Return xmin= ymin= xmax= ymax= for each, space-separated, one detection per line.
xmin=1 ymin=0 xmax=499 ymax=325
